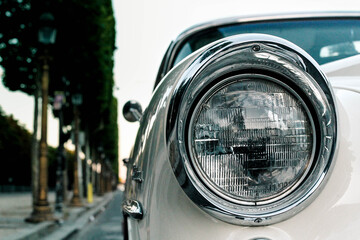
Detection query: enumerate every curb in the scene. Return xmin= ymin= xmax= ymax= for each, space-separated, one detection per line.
xmin=5 ymin=221 xmax=57 ymax=240
xmin=42 ymin=192 xmax=114 ymax=240
xmin=5 ymin=192 xmax=114 ymax=240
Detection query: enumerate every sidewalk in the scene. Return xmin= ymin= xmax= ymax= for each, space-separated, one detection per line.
xmin=0 ymin=191 xmax=114 ymax=240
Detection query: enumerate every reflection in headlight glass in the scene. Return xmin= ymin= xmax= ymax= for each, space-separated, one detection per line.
xmin=191 ymin=79 xmax=314 ymax=202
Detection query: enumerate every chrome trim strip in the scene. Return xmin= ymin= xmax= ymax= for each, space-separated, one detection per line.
xmin=131 ymin=166 xmax=144 ymax=183
xmin=122 ymin=199 xmax=144 ymax=220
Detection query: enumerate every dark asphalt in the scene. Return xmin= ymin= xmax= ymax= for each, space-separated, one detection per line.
xmin=70 ymin=190 xmax=124 ymax=240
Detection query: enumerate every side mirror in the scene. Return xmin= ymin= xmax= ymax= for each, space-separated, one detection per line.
xmin=123 ymin=100 xmax=143 ymax=122
xmin=122 ymin=158 xmax=130 ymax=165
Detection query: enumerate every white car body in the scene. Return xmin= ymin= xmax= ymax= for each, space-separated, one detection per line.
xmin=123 ymin=13 xmax=360 ymax=240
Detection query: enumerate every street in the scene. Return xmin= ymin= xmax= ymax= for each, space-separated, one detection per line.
xmin=69 ymin=191 xmax=124 ymax=240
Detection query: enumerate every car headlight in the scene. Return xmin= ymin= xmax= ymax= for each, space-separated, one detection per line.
xmin=189 ymin=75 xmax=315 ymax=205
xmin=167 ymin=34 xmax=337 ymax=226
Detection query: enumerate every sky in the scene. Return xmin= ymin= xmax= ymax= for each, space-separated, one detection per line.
xmin=1 ymin=0 xmax=359 ymax=178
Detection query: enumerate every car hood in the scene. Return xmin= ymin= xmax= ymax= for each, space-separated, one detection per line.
xmin=322 ymin=54 xmax=360 ymax=93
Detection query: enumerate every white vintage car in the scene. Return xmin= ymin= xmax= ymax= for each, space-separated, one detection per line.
xmin=122 ymin=12 xmax=360 ymax=240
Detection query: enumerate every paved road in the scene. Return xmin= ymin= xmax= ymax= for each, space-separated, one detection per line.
xmin=70 ymin=191 xmax=124 ymax=240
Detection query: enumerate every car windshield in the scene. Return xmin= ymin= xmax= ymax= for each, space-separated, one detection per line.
xmin=173 ymin=19 xmax=360 ymax=66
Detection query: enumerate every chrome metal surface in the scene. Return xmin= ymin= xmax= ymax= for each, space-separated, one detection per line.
xmin=132 ymin=166 xmax=143 ymax=183
xmin=166 ymin=34 xmax=337 ymax=226
xmin=122 ymin=158 xmax=130 ymax=165
xmin=122 ymin=199 xmax=144 ymax=220
xmin=123 ymin=100 xmax=143 ymax=122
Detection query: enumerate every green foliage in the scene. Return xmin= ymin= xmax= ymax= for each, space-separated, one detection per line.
xmin=0 ymin=107 xmax=66 ymax=188
xmin=0 ymin=107 xmax=31 ymax=186
xmin=0 ymin=0 xmax=41 ymax=94
xmin=0 ymin=0 xmax=118 ymax=171
xmin=59 ymin=0 xmax=118 ymax=171
xmin=102 ymin=97 xmax=118 ymax=173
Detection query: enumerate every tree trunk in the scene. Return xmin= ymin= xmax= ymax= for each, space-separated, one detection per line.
xmin=85 ymin=128 xmax=91 ymax=202
xmin=31 ymin=78 xmax=40 ymax=206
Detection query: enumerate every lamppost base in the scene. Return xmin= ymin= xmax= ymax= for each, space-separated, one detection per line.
xmin=55 ymin=203 xmax=63 ymax=213
xmin=69 ymin=196 xmax=83 ymax=207
xmin=25 ymin=205 xmax=54 ymax=223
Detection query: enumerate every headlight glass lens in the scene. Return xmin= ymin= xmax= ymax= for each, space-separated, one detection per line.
xmin=190 ymin=77 xmax=315 ymax=203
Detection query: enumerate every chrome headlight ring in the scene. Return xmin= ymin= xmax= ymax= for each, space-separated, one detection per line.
xmin=188 ymin=74 xmax=317 ymax=206
xmin=167 ymin=34 xmax=337 ymax=226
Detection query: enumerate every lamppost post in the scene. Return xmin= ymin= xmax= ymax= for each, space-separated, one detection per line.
xmin=105 ymin=159 xmax=112 ymax=192
xmin=26 ymin=12 xmax=56 ymax=223
xmin=54 ymin=91 xmax=66 ymax=212
xmin=98 ymin=147 xmax=105 ymax=196
xmin=70 ymin=92 xmax=83 ymax=207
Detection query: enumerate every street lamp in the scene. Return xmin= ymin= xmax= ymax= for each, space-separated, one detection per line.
xmin=53 ymin=91 xmax=66 ymax=213
xmin=70 ymin=91 xmax=84 ymax=206
xmin=97 ymin=147 xmax=105 ymax=196
xmin=27 ymin=12 xmax=56 ymax=223
xmin=38 ymin=13 xmax=57 ymax=45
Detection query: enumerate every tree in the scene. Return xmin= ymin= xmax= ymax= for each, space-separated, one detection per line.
xmin=0 ymin=0 xmax=118 ymax=192
xmin=0 ymin=106 xmax=64 ymax=190
xmin=95 ymin=96 xmax=118 ymax=173
xmin=0 ymin=107 xmax=32 ymax=187
xmin=54 ymin=0 xmax=118 ymax=173
xmin=0 ymin=0 xmax=51 ymax=94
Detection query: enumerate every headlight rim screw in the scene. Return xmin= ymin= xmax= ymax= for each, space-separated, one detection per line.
xmin=252 ymin=44 xmax=261 ymax=52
